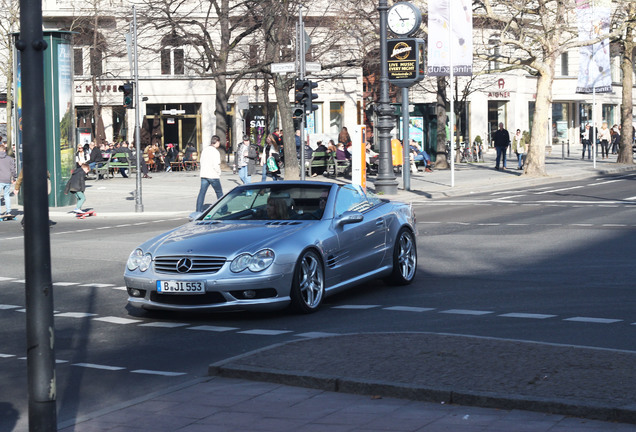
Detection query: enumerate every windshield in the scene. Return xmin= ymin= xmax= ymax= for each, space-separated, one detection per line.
xmin=203 ymin=184 xmax=332 ymax=221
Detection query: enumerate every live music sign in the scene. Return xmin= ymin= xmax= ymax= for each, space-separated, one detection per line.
xmin=387 ymin=38 xmax=426 ymax=88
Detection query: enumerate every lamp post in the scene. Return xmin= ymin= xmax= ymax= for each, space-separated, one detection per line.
xmin=374 ymin=0 xmax=399 ymax=195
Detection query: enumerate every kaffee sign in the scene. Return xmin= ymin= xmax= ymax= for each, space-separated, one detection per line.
xmin=387 ymin=38 xmax=425 ymax=88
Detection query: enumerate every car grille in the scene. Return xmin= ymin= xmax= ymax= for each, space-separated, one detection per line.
xmin=154 ymin=255 xmax=226 ymax=274
xmin=150 ymin=291 xmax=226 ymax=305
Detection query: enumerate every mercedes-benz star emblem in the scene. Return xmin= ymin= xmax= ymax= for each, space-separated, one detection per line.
xmin=176 ymin=258 xmax=193 ymax=273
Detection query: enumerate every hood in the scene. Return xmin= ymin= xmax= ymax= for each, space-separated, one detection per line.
xmin=142 ymin=221 xmax=308 ymax=257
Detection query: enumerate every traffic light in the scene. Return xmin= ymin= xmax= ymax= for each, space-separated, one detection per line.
xmin=292 ymin=104 xmax=304 ymax=118
xmin=294 ymin=79 xmax=318 ymax=116
xmin=118 ymin=82 xmax=134 ymax=109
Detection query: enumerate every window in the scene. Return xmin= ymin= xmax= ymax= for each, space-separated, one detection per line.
xmin=90 ymin=47 xmax=102 ymax=76
xmin=161 ymin=48 xmax=185 ymax=75
xmin=560 ymin=52 xmax=569 ymax=76
xmin=488 ymin=37 xmax=500 ymax=72
xmin=74 ymin=48 xmax=84 ymax=76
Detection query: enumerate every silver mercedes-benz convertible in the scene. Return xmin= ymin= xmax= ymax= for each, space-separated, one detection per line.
xmin=124 ymin=181 xmax=417 ymax=313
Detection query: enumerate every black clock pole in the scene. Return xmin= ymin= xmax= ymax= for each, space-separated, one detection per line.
xmin=374 ymin=0 xmax=399 ymax=195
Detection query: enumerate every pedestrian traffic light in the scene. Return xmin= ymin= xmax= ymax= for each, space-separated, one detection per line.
xmin=292 ymin=103 xmax=304 ymax=118
xmin=294 ymin=79 xmax=318 ymax=116
xmin=118 ymin=82 xmax=134 ymax=109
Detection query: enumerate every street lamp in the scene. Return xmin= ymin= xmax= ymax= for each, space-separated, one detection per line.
xmin=374 ymin=0 xmax=399 ymax=195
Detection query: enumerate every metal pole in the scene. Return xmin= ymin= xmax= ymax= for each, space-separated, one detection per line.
xmin=17 ymin=1 xmax=57 ymax=430
xmin=449 ymin=4 xmax=455 ymax=187
xmin=374 ymin=0 xmax=398 ymax=194
xmin=133 ymin=6 xmax=143 ymax=211
xmin=402 ymin=87 xmax=410 ymax=190
xmin=299 ymin=7 xmax=306 ymax=181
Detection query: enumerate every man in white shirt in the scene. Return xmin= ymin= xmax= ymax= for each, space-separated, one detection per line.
xmin=195 ymin=135 xmax=223 ymax=213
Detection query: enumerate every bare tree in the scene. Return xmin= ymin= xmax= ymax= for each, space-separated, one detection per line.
xmin=0 ymin=0 xmax=19 ymax=154
xmin=616 ymin=1 xmax=635 ymax=165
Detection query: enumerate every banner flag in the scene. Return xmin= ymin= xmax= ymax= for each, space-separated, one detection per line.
xmin=427 ymin=0 xmax=473 ymax=76
xmin=576 ymin=0 xmax=612 ymax=93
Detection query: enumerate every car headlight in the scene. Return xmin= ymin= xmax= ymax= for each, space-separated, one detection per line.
xmin=127 ymin=248 xmax=152 ymax=272
xmin=230 ymin=249 xmax=275 ymax=273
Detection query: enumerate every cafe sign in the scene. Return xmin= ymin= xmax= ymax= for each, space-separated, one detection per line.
xmin=387 ymin=38 xmax=426 ymax=88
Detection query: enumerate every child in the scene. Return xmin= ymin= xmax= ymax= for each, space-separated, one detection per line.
xmin=64 ymin=163 xmax=90 ymax=213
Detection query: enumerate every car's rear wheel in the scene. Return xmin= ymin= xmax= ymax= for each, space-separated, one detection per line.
xmin=387 ymin=227 xmax=417 ymax=285
xmin=290 ymin=250 xmax=325 ymax=313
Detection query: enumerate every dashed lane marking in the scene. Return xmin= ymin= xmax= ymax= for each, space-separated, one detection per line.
xmin=238 ymin=329 xmax=294 ymax=336
xmin=80 ymin=283 xmax=116 ymax=288
xmin=0 ymin=354 xmax=16 ymax=358
xmin=139 ymin=322 xmax=190 ymax=328
xmin=188 ymin=325 xmax=239 ymax=332
xmin=563 ymin=317 xmax=623 ymax=324
xmin=499 ymin=313 xmax=557 ymax=319
xmin=0 ymin=305 xmax=20 ymax=310
xmin=56 ymin=312 xmax=98 ymax=318
xmin=93 ymin=316 xmax=142 ymax=325
xmin=383 ymin=306 xmax=435 ymax=313
xmin=331 ymin=305 xmax=380 ymax=310
xmin=296 ymin=332 xmax=340 ymax=338
xmin=440 ymin=309 xmax=494 ymax=316
xmin=72 ymin=363 xmax=125 ymax=371
xmin=131 ymin=369 xmax=186 ymax=377
xmin=53 ymin=282 xmax=81 ymax=286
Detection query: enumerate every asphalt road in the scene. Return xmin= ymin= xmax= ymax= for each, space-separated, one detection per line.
xmin=0 ymin=173 xmax=635 ymax=430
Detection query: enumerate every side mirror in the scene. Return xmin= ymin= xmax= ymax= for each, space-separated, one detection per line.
xmin=336 ymin=211 xmax=364 ymax=227
xmin=188 ymin=211 xmax=202 ymax=221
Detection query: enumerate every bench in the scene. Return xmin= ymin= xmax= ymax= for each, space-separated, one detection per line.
xmin=108 ymin=152 xmax=136 ymax=176
xmin=327 ymin=153 xmax=350 ymax=177
xmin=305 ymin=151 xmax=329 ymax=177
xmin=90 ymin=158 xmax=111 ymax=180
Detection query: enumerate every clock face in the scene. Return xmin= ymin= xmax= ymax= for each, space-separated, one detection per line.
xmin=388 ymin=3 xmax=421 ymax=36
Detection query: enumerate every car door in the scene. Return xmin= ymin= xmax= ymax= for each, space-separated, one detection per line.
xmin=333 ymin=185 xmax=387 ymax=282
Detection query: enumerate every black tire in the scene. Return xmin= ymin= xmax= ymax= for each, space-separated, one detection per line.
xmin=290 ymin=249 xmax=325 ymax=313
xmin=386 ymin=227 xmax=417 ymax=285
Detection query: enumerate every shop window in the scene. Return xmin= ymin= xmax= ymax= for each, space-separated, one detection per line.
xmin=330 ymin=102 xmax=344 ymax=136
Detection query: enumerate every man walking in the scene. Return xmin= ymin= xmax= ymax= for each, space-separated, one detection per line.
xmin=196 ymin=135 xmax=223 ymax=213
xmin=492 ymin=122 xmax=511 ymax=170
xmin=0 ymin=143 xmax=16 ymax=216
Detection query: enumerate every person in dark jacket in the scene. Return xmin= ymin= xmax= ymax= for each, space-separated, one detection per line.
xmin=65 ymin=163 xmax=90 ymax=213
xmin=492 ymin=122 xmax=511 ymax=170
xmin=87 ymin=141 xmax=105 ymax=170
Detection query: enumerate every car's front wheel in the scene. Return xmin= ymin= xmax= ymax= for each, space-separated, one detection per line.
xmin=290 ymin=250 xmax=325 ymax=313
xmin=386 ymin=227 xmax=417 ymax=285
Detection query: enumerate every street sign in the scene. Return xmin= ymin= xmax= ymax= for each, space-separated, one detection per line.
xmin=236 ymin=95 xmax=249 ymax=110
xmin=305 ymin=62 xmax=322 ymax=72
xmin=271 ymin=62 xmax=295 ymax=73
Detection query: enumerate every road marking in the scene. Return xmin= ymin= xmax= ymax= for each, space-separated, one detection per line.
xmin=332 ymin=305 xmax=380 ymax=310
xmin=72 ymin=363 xmax=125 ymax=371
xmin=238 ymin=329 xmax=294 ymax=336
xmin=80 ymin=283 xmax=116 ymax=288
xmin=113 ymin=286 xmax=127 ymax=291
xmin=563 ymin=317 xmax=623 ymax=324
xmin=296 ymin=332 xmax=339 ymax=338
xmin=499 ymin=313 xmax=557 ymax=319
xmin=570 ymin=223 xmax=593 ymax=227
xmin=0 ymin=304 xmax=20 ymax=310
xmin=602 ymin=224 xmax=627 ymax=227
xmin=188 ymin=325 xmax=239 ymax=332
xmin=0 ymin=277 xmax=15 ymax=281
xmin=53 ymin=282 xmax=81 ymax=286
xmin=56 ymin=312 xmax=98 ymax=318
xmin=476 ymin=223 xmax=500 ymax=226
xmin=384 ymin=306 xmax=435 ymax=313
xmin=93 ymin=316 xmax=142 ymax=325
xmin=0 ymin=353 xmax=16 ymax=358
xmin=535 ymin=185 xmax=585 ymax=194
xmin=139 ymin=322 xmax=190 ymax=328
xmin=626 ymin=196 xmax=636 ymax=201
xmin=440 ymin=309 xmax=493 ymax=316
xmin=131 ymin=369 xmax=186 ymax=376
xmin=506 ymin=223 xmax=529 ymax=226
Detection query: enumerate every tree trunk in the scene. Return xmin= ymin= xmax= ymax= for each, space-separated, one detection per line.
xmin=618 ymin=4 xmax=635 ymax=165
xmin=525 ymin=62 xmax=555 ymax=177
xmin=434 ymin=76 xmax=449 ymax=169
xmin=214 ymin=75 xmax=228 ymax=149
xmin=273 ymin=75 xmax=299 ymax=180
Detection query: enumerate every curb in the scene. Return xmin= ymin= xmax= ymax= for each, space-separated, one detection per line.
xmin=208 ymin=334 xmax=636 ymax=425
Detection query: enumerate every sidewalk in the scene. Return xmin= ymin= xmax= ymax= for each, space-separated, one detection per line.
xmin=47 ymin=150 xmax=636 ymax=431
xmin=41 ymin=147 xmax=636 ymax=218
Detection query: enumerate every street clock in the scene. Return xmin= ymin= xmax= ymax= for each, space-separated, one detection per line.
xmin=387 ymin=2 xmax=422 ymax=37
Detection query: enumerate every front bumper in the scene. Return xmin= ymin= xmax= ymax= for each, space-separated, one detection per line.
xmin=124 ymin=271 xmax=293 ymax=311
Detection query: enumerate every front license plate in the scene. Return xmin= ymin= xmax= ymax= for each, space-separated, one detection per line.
xmin=156 ymin=280 xmax=205 ymax=294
